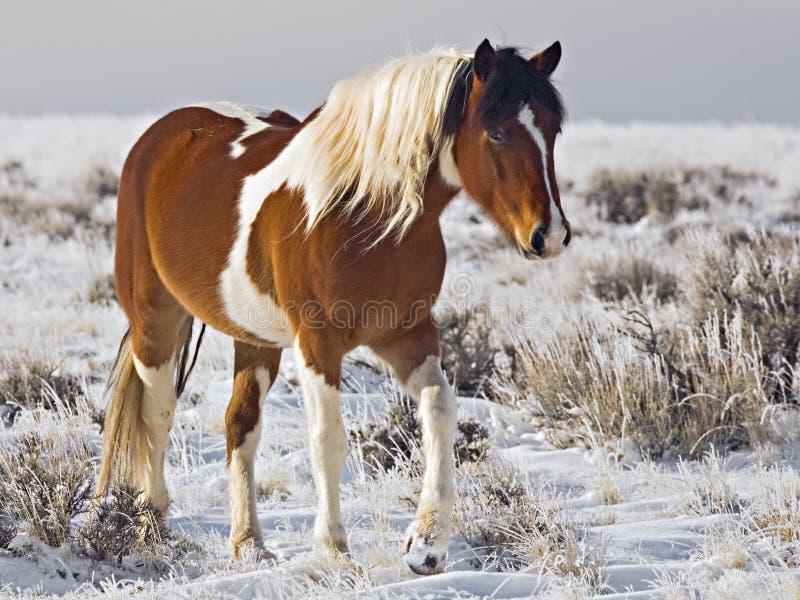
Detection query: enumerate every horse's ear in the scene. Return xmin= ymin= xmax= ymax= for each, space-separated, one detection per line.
xmin=473 ymin=38 xmax=496 ymax=82
xmin=530 ymin=41 xmax=561 ymax=77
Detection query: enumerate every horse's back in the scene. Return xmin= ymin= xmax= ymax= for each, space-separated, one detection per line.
xmin=115 ymin=103 xmax=298 ymax=337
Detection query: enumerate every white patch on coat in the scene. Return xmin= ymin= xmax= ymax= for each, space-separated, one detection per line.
xmin=228 ymin=367 xmax=270 ymax=549
xmin=218 ymin=135 xmax=307 ymax=346
xmin=438 ymin=136 xmax=462 ymax=189
xmin=517 ymin=104 xmax=567 ymax=249
xmin=293 ymin=340 xmax=348 ymax=554
xmin=132 ymin=355 xmax=177 ymax=511
xmin=192 ymin=101 xmax=273 ymax=158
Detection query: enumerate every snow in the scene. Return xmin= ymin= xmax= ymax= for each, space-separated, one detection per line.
xmin=1 ymin=114 xmax=800 ymax=598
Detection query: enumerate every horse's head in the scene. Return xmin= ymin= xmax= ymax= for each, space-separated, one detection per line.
xmin=453 ymin=40 xmax=570 ymax=259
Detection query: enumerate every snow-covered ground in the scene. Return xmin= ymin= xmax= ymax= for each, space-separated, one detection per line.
xmin=1 ymin=114 xmax=800 ymax=599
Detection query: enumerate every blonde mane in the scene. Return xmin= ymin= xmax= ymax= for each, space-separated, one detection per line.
xmin=291 ymin=49 xmax=469 ymax=242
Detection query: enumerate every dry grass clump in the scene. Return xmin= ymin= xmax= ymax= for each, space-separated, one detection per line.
xmin=0 ymin=354 xmax=89 ymax=415
xmin=350 ymin=389 xmax=490 ymax=473
xmin=583 ymin=165 xmax=775 ymax=224
xmin=698 ymin=526 xmax=751 ymax=570
xmin=77 ymin=485 xmax=169 ymax=564
xmin=0 ymin=433 xmax=94 ymax=549
xmin=690 ymin=231 xmax=800 ymax=402
xmin=745 ymin=468 xmax=800 ymax=547
xmin=494 ymin=311 xmax=771 ymax=458
xmin=681 ymin=451 xmax=744 ymax=516
xmin=685 ymin=460 xmax=800 ymax=568
xmin=0 ymin=423 xmax=197 ymax=568
xmin=596 ymin=468 xmax=622 ymax=505
xmin=589 ymin=255 xmax=679 ymax=304
xmin=458 ymin=465 xmax=604 ymax=588
xmin=0 ymin=514 xmax=16 ymax=550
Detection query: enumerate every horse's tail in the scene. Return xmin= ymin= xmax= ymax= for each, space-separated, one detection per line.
xmin=96 ymin=326 xmax=144 ymax=497
xmin=96 ymin=320 xmax=204 ymax=497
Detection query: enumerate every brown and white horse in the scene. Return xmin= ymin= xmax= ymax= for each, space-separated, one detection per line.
xmin=98 ymin=39 xmax=569 ymax=575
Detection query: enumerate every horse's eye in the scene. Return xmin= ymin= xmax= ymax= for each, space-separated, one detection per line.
xmin=488 ymin=130 xmax=507 ymax=144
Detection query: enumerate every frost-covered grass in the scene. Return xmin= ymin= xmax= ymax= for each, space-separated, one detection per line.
xmin=1 ymin=115 xmax=800 ymax=598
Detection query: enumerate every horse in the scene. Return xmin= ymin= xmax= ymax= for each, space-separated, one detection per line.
xmin=97 ymin=38 xmax=569 ymax=575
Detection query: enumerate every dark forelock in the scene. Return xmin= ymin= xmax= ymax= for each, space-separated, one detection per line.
xmin=475 ymin=47 xmax=565 ymax=130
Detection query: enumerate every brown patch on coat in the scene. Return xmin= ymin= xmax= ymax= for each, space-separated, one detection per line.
xmin=225 ymin=341 xmax=281 ymax=458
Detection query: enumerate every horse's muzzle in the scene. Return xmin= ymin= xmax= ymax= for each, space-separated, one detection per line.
xmin=521 ymin=221 xmax=571 ymax=260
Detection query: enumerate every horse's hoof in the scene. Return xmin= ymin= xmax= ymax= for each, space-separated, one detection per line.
xmin=255 ymin=547 xmax=278 ymax=563
xmin=314 ymin=528 xmax=351 ymax=560
xmin=231 ymin=537 xmax=276 ymax=562
xmin=330 ymin=549 xmax=363 ymax=577
xmin=404 ymin=542 xmax=446 ymax=575
xmin=403 ymin=512 xmax=450 ymax=576
xmin=403 ymin=530 xmax=447 ymax=575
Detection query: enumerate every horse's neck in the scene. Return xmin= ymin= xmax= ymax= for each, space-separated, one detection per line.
xmin=420 ymin=161 xmax=462 ymax=219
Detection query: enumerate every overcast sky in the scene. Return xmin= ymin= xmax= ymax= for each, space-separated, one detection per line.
xmin=2 ymin=0 xmax=798 ymax=122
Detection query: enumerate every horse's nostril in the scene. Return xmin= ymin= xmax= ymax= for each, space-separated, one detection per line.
xmin=530 ymin=225 xmax=547 ymax=255
xmin=564 ymin=224 xmax=572 ymax=247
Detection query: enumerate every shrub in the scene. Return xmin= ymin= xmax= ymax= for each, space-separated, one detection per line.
xmin=583 ymin=166 xmax=775 ymax=224
xmin=438 ymin=308 xmax=507 ymax=395
xmin=0 ymin=160 xmax=35 ymax=190
xmin=86 ymin=273 xmax=117 ymax=305
xmin=454 ymin=418 xmax=491 ymax=465
xmin=351 ymin=394 xmax=420 ymax=472
xmin=0 ymin=433 xmax=94 ymax=548
xmin=584 ymin=169 xmax=680 ymax=224
xmin=458 ymin=465 xmax=603 ymax=587
xmin=77 ymin=485 xmax=168 ymax=564
xmin=350 ymin=387 xmax=490 ymax=473
xmin=460 ymin=471 xmax=557 ymax=571
xmin=81 ymin=165 xmax=119 ymax=202
xmin=589 ymin=256 xmax=679 ymax=304
xmin=689 ymin=231 xmax=800 ymax=402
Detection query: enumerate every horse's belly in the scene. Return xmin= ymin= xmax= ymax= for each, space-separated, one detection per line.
xmin=218 ymin=261 xmax=294 ymax=348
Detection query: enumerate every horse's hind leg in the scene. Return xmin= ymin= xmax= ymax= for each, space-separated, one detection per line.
xmin=226 ymin=341 xmax=281 ymax=559
xmin=100 ymin=150 xmax=198 ymax=516
xmin=129 ymin=308 xmax=191 ymax=512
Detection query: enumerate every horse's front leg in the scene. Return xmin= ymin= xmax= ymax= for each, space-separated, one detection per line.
xmin=373 ymin=322 xmax=457 ymax=575
xmin=293 ymin=335 xmax=350 ymax=558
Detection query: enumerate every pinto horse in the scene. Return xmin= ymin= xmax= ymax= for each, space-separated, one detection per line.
xmin=98 ymin=39 xmax=569 ymax=575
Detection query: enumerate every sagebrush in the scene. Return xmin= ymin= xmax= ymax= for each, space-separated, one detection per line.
xmin=0 ymin=433 xmax=94 ymax=548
